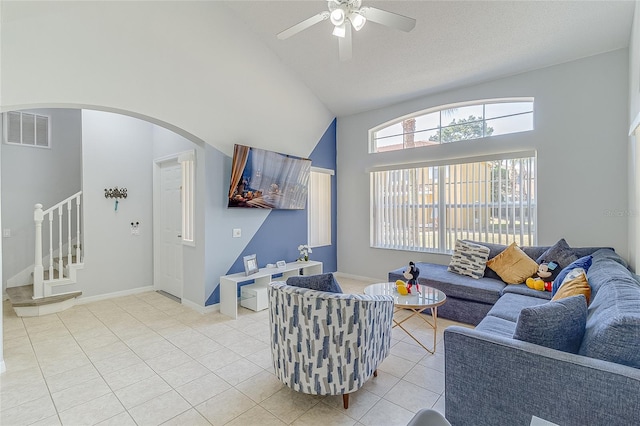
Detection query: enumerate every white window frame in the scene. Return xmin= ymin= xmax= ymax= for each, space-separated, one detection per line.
xmin=3 ymin=111 xmax=51 ymax=148
xmin=308 ymin=167 xmax=334 ymax=248
xmin=370 ymin=152 xmax=536 ymax=253
xmin=370 ymin=98 xmax=534 ymax=153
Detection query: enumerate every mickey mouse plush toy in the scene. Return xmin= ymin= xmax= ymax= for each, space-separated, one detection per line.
xmin=403 ymin=261 xmax=420 ymax=294
xmin=526 ymin=260 xmax=560 ymax=292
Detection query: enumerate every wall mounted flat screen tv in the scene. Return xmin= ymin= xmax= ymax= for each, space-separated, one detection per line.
xmin=228 ymin=144 xmax=312 ymax=209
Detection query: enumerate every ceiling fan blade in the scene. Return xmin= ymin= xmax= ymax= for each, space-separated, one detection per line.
xmin=359 ymin=6 xmax=416 ymax=32
xmin=338 ymin=23 xmax=352 ymax=61
xmin=277 ymin=11 xmax=330 ymax=40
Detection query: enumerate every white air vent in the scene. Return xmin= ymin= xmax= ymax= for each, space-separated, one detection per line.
xmin=3 ymin=111 xmax=50 ymax=148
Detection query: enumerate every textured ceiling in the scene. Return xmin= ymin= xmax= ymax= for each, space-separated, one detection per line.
xmin=224 ymin=0 xmax=634 ymax=117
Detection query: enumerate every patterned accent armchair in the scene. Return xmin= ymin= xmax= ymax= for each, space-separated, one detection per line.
xmin=268 ymin=281 xmax=394 ymax=408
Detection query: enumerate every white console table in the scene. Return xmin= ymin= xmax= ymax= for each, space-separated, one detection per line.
xmin=219 ymin=260 xmax=323 ymax=319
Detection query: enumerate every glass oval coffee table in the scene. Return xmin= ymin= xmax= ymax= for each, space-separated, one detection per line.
xmin=364 ymin=282 xmax=446 ymax=354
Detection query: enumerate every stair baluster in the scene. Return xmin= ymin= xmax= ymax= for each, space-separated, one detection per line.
xmin=33 ymin=204 xmax=44 ymax=299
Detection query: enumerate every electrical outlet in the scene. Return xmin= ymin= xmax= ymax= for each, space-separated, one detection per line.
xmin=3 ymin=229 xmax=11 ymax=238
xmin=232 ymin=228 xmax=241 ymax=238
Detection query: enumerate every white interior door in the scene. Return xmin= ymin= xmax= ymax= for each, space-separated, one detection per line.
xmin=158 ymin=162 xmax=183 ymax=299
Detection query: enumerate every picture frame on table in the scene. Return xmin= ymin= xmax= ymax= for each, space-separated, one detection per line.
xmin=244 ymin=254 xmax=259 ymax=276
xmin=276 ymin=260 xmax=286 ymax=269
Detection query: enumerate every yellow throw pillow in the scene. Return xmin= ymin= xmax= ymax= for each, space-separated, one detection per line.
xmin=486 ymin=242 xmax=538 ymax=284
xmin=552 ymin=271 xmax=591 ymax=304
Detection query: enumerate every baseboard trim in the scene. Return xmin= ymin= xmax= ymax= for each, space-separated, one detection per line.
xmin=333 ymin=271 xmax=380 ymax=283
xmin=182 ymin=297 xmax=220 ymax=314
xmin=76 ymin=286 xmax=154 ymax=305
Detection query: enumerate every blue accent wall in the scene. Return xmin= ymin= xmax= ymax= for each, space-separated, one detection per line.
xmin=206 ymin=119 xmax=337 ymax=306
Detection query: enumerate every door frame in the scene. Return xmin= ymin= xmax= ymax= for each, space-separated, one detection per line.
xmin=152 ymin=152 xmax=190 ymax=299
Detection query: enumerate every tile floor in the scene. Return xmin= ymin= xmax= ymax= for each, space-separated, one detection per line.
xmin=1 ymin=277 xmax=470 ymax=426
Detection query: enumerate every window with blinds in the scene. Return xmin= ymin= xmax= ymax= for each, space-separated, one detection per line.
xmin=371 ymin=156 xmax=536 ymax=253
xmin=308 ymin=168 xmax=333 ymax=247
xmin=3 ymin=111 xmax=50 ymax=148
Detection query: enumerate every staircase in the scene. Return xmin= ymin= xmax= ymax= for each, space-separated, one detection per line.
xmin=6 ymin=192 xmax=84 ymax=317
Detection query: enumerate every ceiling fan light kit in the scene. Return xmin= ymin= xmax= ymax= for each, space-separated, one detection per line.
xmin=277 ymin=0 xmax=416 ymax=61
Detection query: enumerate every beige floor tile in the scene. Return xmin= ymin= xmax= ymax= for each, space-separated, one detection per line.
xmin=179 ymin=337 xmax=223 ymax=359
xmin=246 ymin=346 xmax=275 ymax=370
xmin=0 ymin=377 xmax=50 ymax=411
xmin=39 ymin=353 xmax=91 ymax=378
xmin=51 ymin=376 xmax=112 ymax=412
xmin=196 ymin=387 xmax=256 ymax=425
xmin=130 ymin=339 xmax=179 ymax=361
xmin=390 ymin=341 xmax=430 ymax=363
xmin=226 ymin=335 xmax=270 ymax=357
xmin=214 ymin=357 xmax=263 ymax=386
xmin=358 ymin=398 xmax=415 ymax=426
xmin=417 ymin=351 xmax=445 ymax=373
xmin=95 ymin=411 xmax=137 ymax=426
xmin=378 ymin=354 xmax=417 ymax=378
xmin=0 ymin=395 xmax=57 ymax=426
xmin=30 ymin=414 xmax=62 ymax=426
xmin=361 ymin=370 xmax=401 ymax=397
xmin=160 ymin=408 xmax=211 ymax=426
xmin=322 ymin=388 xmax=381 ymax=421
xmin=292 ymin=402 xmax=356 ymax=426
xmin=92 ymin=350 xmax=144 ymax=376
xmin=58 ymin=392 xmax=125 ymax=426
xmin=402 ymin=364 xmax=445 ymax=394
xmin=101 ymin=363 xmax=158 ymax=391
xmin=128 ymin=390 xmax=191 ymax=426
xmin=383 ymin=379 xmax=440 ymax=413
xmin=84 ymin=341 xmax=132 ymax=362
xmin=260 ymin=387 xmax=323 ymax=424
xmin=225 ymin=405 xmax=287 ymax=426
xmin=175 ymin=372 xmax=231 ymax=405
xmin=159 ymin=359 xmax=210 ymax=388
xmin=196 ymin=346 xmax=241 ymax=371
xmin=145 ymin=348 xmax=193 ymax=373
xmin=433 ymin=394 xmax=446 ymax=415
xmin=236 ymin=370 xmax=285 ymax=403
xmin=45 ymin=363 xmax=101 ymax=394
xmin=114 ymin=375 xmax=172 ymax=409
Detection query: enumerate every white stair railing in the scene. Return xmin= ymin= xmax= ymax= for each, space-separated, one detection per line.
xmin=33 ymin=191 xmax=82 ymax=299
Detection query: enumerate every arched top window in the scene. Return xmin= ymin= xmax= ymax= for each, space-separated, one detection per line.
xmin=370 ymin=98 xmax=534 ymax=153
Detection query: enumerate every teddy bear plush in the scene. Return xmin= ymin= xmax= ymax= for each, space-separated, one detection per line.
xmin=526 ymin=260 xmax=560 ymax=291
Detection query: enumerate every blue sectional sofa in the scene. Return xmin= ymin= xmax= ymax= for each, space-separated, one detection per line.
xmin=443 ymin=248 xmax=640 ymax=425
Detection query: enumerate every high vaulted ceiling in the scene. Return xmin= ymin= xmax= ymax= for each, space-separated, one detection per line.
xmin=225 ymin=0 xmax=635 ymax=117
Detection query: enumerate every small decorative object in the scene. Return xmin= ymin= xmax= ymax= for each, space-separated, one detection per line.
xmin=402 ymin=261 xmax=420 ymax=294
xmin=526 ymin=260 xmax=560 ymax=292
xmin=276 ymin=260 xmax=286 ymax=269
xmin=105 ymin=187 xmax=128 ymax=211
xmin=243 ymin=254 xmax=259 ymax=276
xmin=298 ymin=244 xmax=312 ymax=261
xmin=395 ymin=279 xmax=409 ymax=295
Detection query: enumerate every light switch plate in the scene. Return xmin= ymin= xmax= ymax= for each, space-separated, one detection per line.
xmin=232 ymin=228 xmax=241 ymax=238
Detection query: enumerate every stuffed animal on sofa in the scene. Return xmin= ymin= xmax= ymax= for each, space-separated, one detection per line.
xmin=525 ymin=260 xmax=560 ymax=291
xmin=395 ymin=279 xmax=409 ymax=295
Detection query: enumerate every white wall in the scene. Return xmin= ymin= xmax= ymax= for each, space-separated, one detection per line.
xmin=0 ymin=1 xmax=333 ymax=158
xmin=628 ymin=1 xmax=640 ymax=271
xmin=338 ymin=49 xmax=630 ymax=280
xmin=1 ymin=109 xmax=82 ymax=288
xmin=80 ymin=110 xmax=154 ymax=297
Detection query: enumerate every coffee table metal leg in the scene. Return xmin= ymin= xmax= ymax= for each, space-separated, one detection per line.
xmin=393 ymin=306 xmax=438 ymax=354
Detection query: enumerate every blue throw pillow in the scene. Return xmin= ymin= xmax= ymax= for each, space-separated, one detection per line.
xmin=552 ymin=255 xmax=593 ymax=296
xmin=535 ymin=238 xmax=578 ymax=270
xmin=513 ymin=295 xmax=587 ymax=354
xmin=286 ymin=273 xmax=343 ymax=293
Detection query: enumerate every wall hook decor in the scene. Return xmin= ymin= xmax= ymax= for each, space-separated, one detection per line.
xmin=105 ymin=187 xmax=127 ymax=199
xmin=105 ymin=187 xmax=127 ymax=211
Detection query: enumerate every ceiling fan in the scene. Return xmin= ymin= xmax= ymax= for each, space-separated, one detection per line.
xmin=277 ymin=0 xmax=416 ymax=61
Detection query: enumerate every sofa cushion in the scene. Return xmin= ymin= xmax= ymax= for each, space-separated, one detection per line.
xmin=579 ymin=277 xmax=640 ymax=368
xmin=535 ymin=238 xmax=578 ymax=270
xmin=389 ymin=263 xmax=505 ymax=304
xmin=448 ymin=240 xmax=490 ymax=279
xmin=501 ymin=283 xmax=552 ymax=300
xmin=552 ymin=269 xmax=591 ymax=304
xmin=487 ymin=293 xmax=547 ymax=322
xmin=486 ymin=243 xmax=539 ymax=284
xmin=475 ymin=315 xmax=517 ymax=338
xmin=513 ymin=295 xmax=587 ymax=354
xmin=286 ymin=273 xmax=343 ymax=293
xmin=587 ymin=249 xmax=629 ymax=296
xmin=552 ymin=255 xmax=592 ymax=295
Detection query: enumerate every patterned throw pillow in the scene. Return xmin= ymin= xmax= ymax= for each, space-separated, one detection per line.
xmin=286 ymin=273 xmax=343 ymax=293
xmin=448 ymin=240 xmax=491 ymax=279
xmin=486 ymin=242 xmax=539 ymax=284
